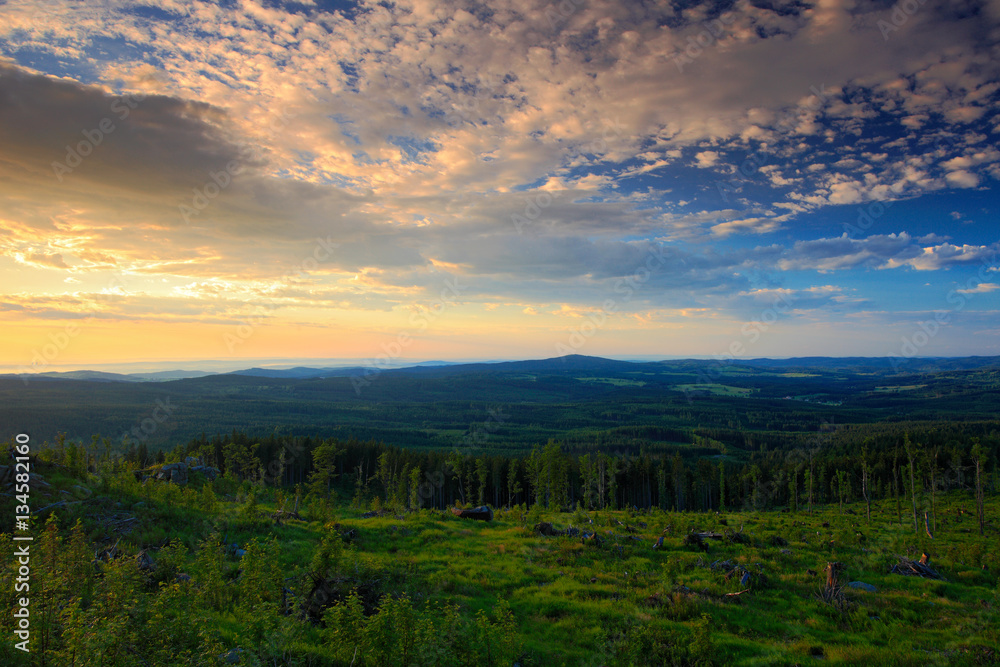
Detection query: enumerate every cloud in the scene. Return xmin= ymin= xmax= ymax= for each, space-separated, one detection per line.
xmin=780 ymin=233 xmax=1000 ymax=272
xmin=0 ymin=0 xmax=998 ymax=353
xmin=945 ymin=170 xmax=980 ymax=188
xmin=956 ymin=282 xmax=1000 ymax=295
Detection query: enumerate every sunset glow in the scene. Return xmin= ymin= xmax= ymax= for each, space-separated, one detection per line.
xmin=2 ymin=0 xmax=999 ymax=371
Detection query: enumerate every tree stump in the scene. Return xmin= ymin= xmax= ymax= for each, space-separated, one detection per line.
xmin=825 ymin=562 xmax=843 ymax=590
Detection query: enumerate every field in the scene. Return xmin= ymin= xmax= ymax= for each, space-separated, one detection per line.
xmin=1 ymin=458 xmax=997 ymax=666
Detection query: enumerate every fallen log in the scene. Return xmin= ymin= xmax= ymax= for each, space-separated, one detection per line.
xmin=450 ymin=505 xmax=493 ymax=521
xmin=891 ymin=555 xmax=943 ymax=580
xmin=271 ymin=510 xmax=303 ymax=523
xmin=32 ymin=500 xmax=82 ymax=514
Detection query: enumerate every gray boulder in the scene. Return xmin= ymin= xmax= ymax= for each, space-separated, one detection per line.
xmin=847 ymin=581 xmax=877 ymax=593
xmin=191 ymin=465 xmax=219 ymax=480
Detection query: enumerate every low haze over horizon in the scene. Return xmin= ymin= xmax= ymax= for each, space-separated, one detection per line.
xmin=2 ymin=0 xmax=1000 ymax=370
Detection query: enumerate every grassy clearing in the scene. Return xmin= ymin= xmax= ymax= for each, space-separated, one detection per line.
xmin=2 ymin=465 xmax=997 ymax=666
xmin=575 ymin=378 xmax=648 ymax=387
xmin=675 ymin=384 xmax=754 ymax=396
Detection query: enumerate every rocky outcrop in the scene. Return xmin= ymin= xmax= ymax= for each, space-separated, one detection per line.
xmin=136 ymin=460 xmax=219 ymax=485
xmin=191 ymin=465 xmax=219 ymax=480
xmin=0 ymin=466 xmax=52 ymax=492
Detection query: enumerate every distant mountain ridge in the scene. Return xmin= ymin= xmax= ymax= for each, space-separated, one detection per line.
xmin=4 ymin=354 xmax=1000 ymax=383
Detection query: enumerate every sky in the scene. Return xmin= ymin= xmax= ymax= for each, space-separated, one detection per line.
xmin=1 ymin=0 xmax=999 ymax=372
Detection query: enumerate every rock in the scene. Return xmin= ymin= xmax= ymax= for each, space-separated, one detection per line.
xmin=847 ymin=581 xmax=877 ymax=593
xmin=170 ymin=466 xmax=188 ymax=485
xmin=564 ymin=527 xmax=580 ymax=537
xmin=154 ymin=462 xmax=190 ymax=485
xmin=27 ymin=473 xmax=51 ymax=490
xmin=136 ymin=551 xmax=154 ymax=572
xmin=534 ymin=522 xmax=558 ymax=537
xmin=221 ymin=648 xmax=242 ymax=664
xmin=191 ymin=465 xmax=219 ymax=480
xmin=176 ymin=572 xmax=192 ymax=582
xmin=234 ymin=548 xmax=247 ymax=558
xmin=185 ymin=456 xmax=202 ymax=467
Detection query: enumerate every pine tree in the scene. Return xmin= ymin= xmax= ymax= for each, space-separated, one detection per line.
xmin=719 ymin=459 xmax=727 ymax=512
xmin=972 ymin=439 xmax=986 ymax=536
xmin=309 ymin=440 xmax=346 ymax=501
xmin=409 ymin=465 xmax=422 ymax=510
xmin=580 ymin=453 xmax=595 ymax=510
xmin=861 ymin=444 xmax=871 ymax=523
xmin=805 ymin=466 xmax=814 ymax=514
xmin=788 ymin=466 xmax=797 ymax=514
xmin=928 ymin=446 xmax=938 ymax=533
xmin=506 ymin=458 xmax=522 ymax=507
xmin=672 ymin=452 xmax=684 ymax=511
xmin=475 ymin=458 xmax=489 ymax=506
xmin=904 ymin=433 xmax=919 ymax=533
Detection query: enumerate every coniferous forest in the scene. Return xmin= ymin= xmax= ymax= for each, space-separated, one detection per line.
xmin=1 ymin=357 xmax=998 ymax=665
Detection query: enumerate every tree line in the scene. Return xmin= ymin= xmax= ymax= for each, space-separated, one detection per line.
xmin=33 ymin=421 xmax=998 ymax=533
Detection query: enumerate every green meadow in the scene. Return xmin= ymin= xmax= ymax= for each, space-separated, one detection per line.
xmin=2 ymin=459 xmax=997 ymax=667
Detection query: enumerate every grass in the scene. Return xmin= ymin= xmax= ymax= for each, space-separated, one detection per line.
xmin=3 ymin=466 xmax=998 ymax=666
xmin=575 ymin=377 xmax=648 ymax=387
xmin=675 ymin=383 xmax=755 ymax=396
